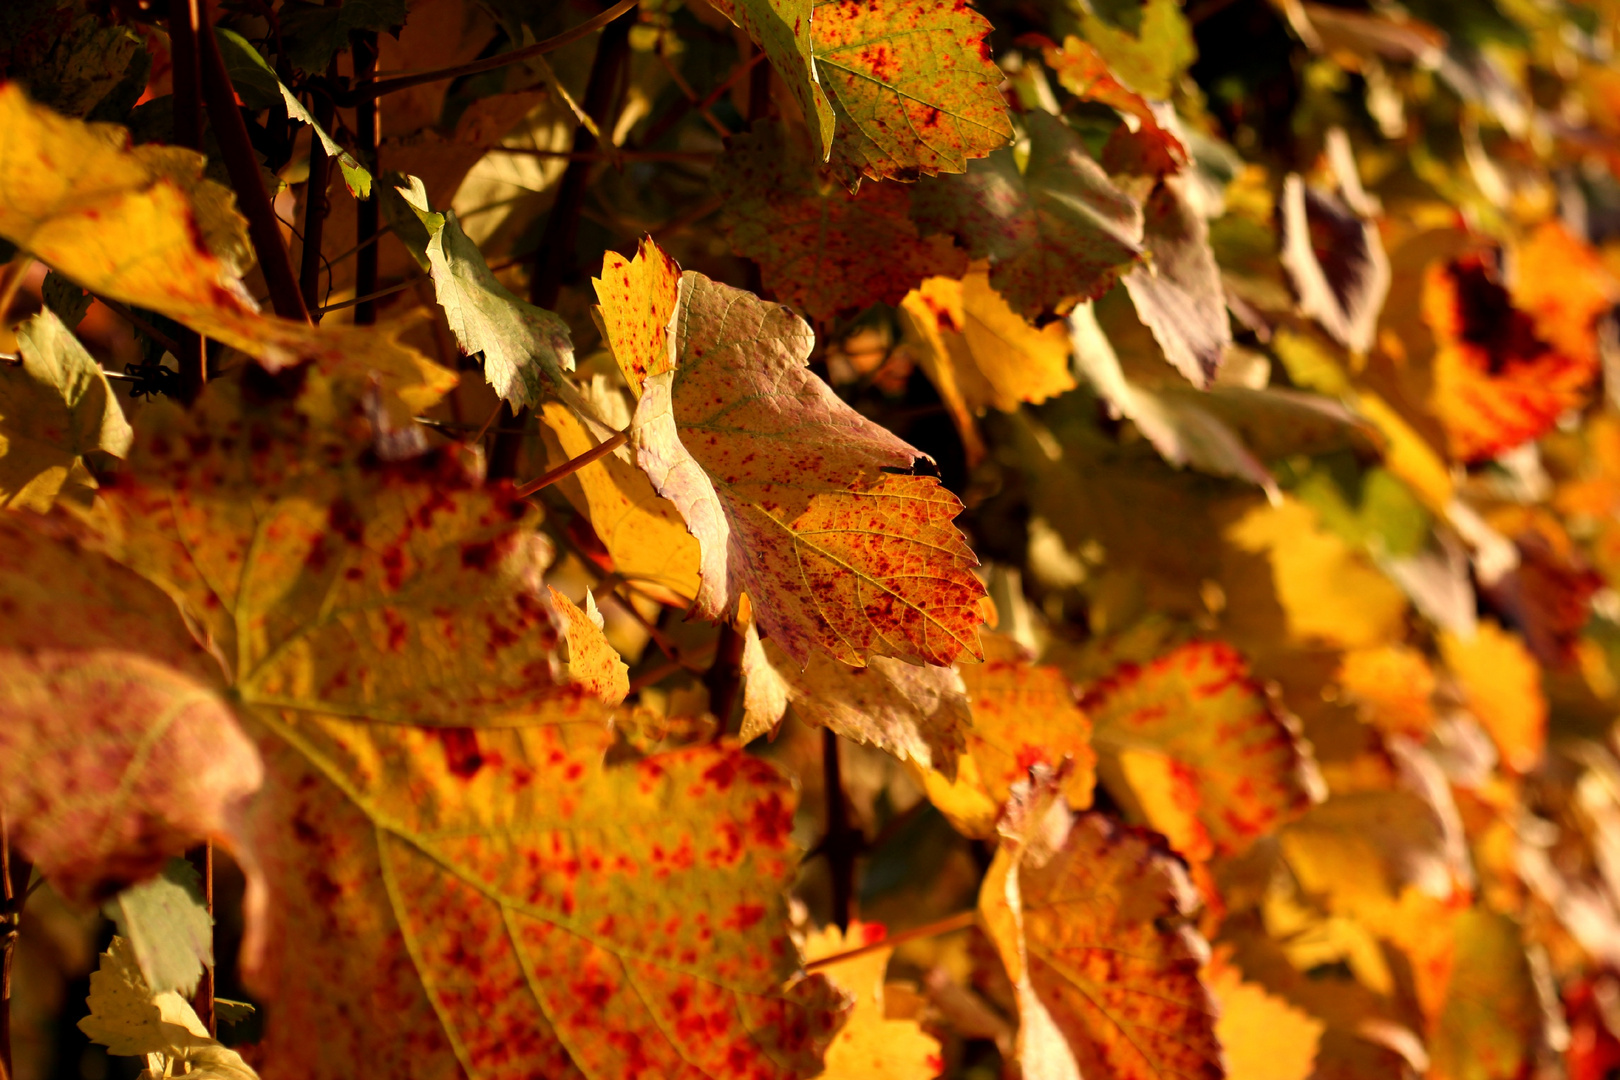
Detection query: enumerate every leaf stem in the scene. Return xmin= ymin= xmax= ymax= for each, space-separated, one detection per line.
xmin=318 ymin=276 xmax=420 ymax=315
xmin=703 ymin=624 xmax=746 ymax=741
xmin=515 ymin=431 xmax=628 ymax=497
xmin=186 ymin=843 xmax=215 ymax=1036
xmin=352 ymin=0 xmax=640 ymax=102
xmin=197 ymin=7 xmax=310 ymax=324
xmin=802 ymin=910 xmax=978 ymax=972
xmin=92 ymin=296 xmax=184 ymax=357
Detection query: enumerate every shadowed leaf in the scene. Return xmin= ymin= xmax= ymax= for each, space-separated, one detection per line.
xmin=1121 ymin=177 xmax=1231 ymax=388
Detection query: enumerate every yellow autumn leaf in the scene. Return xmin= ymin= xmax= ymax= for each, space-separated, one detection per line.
xmin=1206 ymin=951 xmax=1323 ymax=1080
xmin=1335 ymin=644 xmax=1436 ymax=736
xmin=545 ymin=587 xmax=629 ymax=706
xmin=592 ymin=237 xmax=681 ymax=399
xmin=1440 ymin=620 xmax=1547 ymax=773
xmin=803 ymin=922 xmax=943 ymax=1080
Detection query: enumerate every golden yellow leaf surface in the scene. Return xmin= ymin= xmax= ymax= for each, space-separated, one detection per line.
xmin=593 ymin=238 xmax=681 ymax=399
xmin=546 ymin=587 xmax=629 ymax=706
xmin=1336 ymin=644 xmax=1436 ymax=737
xmin=1206 ymin=952 xmax=1323 ymax=1080
xmin=1439 ymin=620 xmax=1547 ymax=773
xmin=802 ymin=923 xmax=943 ymax=1080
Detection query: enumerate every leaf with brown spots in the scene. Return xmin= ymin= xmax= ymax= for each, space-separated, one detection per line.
xmin=1426 ymin=224 xmax=1614 ymax=463
xmin=1082 ymin=639 xmax=1322 ymax=864
xmin=980 ymin=797 xmax=1223 ymax=1080
xmin=592 ymin=238 xmax=682 ymax=400
xmin=738 ymin=624 xmax=971 ymax=771
xmin=0 ymin=308 xmax=131 ymax=511
xmin=0 ymin=84 xmax=453 ymax=416
xmin=546 ymin=587 xmax=630 ymax=706
xmin=701 ymin=0 xmax=836 ymax=162
xmin=0 ymin=516 xmax=260 ymax=902
xmin=631 ymin=270 xmax=987 ymax=668
xmin=810 ymin=0 xmax=1014 ymax=184
xmin=920 ymin=632 xmax=1095 ymax=838
xmin=713 ymin=121 xmax=968 ymax=321
xmin=912 ymin=110 xmax=1143 ymax=319
xmin=6 ymin=368 xmax=846 ymax=1080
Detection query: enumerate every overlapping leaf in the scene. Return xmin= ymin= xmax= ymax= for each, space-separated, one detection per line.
xmin=912 ymin=110 xmax=1143 ymax=319
xmin=714 ymin=122 xmax=967 ymax=321
xmin=1082 ymin=639 xmax=1322 ymax=863
xmin=631 ymin=268 xmax=986 ymax=667
xmin=1278 ymin=152 xmax=1391 ymax=356
xmin=0 ymin=308 xmax=131 ymax=510
xmin=592 ymin=239 xmax=681 ymax=400
xmin=704 ymin=0 xmax=836 ymax=162
xmin=810 ymin=0 xmax=1014 ymax=183
xmin=802 ymin=922 xmax=943 ymax=1080
xmin=1121 ymin=177 xmax=1231 ymax=387
xmin=981 ymin=794 xmax=1222 ymax=1080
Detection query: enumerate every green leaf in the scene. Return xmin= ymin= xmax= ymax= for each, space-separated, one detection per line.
xmin=214 ymin=28 xmax=372 ymax=199
xmin=1078 ymin=0 xmax=1196 ymax=100
xmin=811 ymin=0 xmax=1014 ymax=183
xmin=708 ymin=0 xmax=836 ymax=162
xmin=393 ymin=176 xmax=575 ymax=410
xmin=104 ymin=857 xmax=214 ymax=997
xmin=214 ymin=999 xmax=257 ymax=1027
xmin=0 ymin=308 xmax=132 ymax=512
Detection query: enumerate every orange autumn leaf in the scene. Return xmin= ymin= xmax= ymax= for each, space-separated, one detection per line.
xmin=632 ymin=271 xmax=986 ymax=668
xmin=592 ymin=238 xmax=681 ymax=400
xmin=1440 ymin=620 xmax=1547 ymax=774
xmin=1426 ymin=225 xmax=1614 ymax=463
xmin=802 ymin=922 xmax=943 ymax=1080
xmin=1206 ymin=951 xmax=1324 ymax=1080
xmin=545 ymin=587 xmax=630 ymax=706
xmin=1083 ymin=640 xmax=1323 ymax=861
xmin=1335 ymin=644 xmax=1436 ymax=737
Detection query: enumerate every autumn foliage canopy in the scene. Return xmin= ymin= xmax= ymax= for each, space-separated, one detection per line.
xmin=4 ymin=0 xmax=1620 ymax=1078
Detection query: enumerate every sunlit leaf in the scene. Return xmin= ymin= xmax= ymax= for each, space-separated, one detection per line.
xmin=1083 ymin=639 xmax=1323 ymax=861
xmin=811 ymin=0 xmax=1013 ymax=183
xmin=1430 ymin=911 xmax=1553 ymax=1080
xmin=1076 ymin=0 xmax=1196 ymax=100
xmin=592 ymin=238 xmax=681 ymax=400
xmin=0 ymin=308 xmax=130 ymax=511
xmin=1041 ymin=36 xmax=1185 ymax=167
xmin=1206 ymin=951 xmax=1323 ymax=1080
xmin=1439 ymin=619 xmax=1546 ymax=773
xmin=104 ymin=857 xmax=213 ymax=997
xmin=803 ymin=922 xmax=943 ymax=1080
xmin=546 ymin=587 xmax=629 ymax=706
xmin=704 ymin=0 xmax=836 ymax=162
xmin=714 ymin=122 xmax=967 ymax=321
xmin=632 ymin=271 xmax=986 ymax=667
xmin=912 ymin=111 xmax=1143 ymax=319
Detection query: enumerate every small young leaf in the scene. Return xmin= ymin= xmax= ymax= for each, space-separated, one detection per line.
xmin=1 ymin=309 xmax=131 ymax=511
xmin=812 ymin=0 xmax=1014 ymax=183
xmin=545 ymin=586 xmax=630 ymax=706
xmin=394 ymin=176 xmax=575 ymax=410
xmin=913 ymin=111 xmax=1143 ymax=319
xmin=105 ymin=857 xmax=214 ymax=997
xmin=713 ymin=121 xmax=967 ymax=320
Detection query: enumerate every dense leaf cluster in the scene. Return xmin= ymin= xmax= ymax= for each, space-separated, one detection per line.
xmin=3 ymin=0 xmax=1620 ymax=1078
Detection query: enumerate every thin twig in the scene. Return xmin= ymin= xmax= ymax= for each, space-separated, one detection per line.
xmin=704 ymin=623 xmax=746 ymax=741
xmin=627 ymin=639 xmax=719 ymax=692
xmin=803 ymin=910 xmax=978 ymax=972
xmin=514 ymin=431 xmax=628 ymax=497
xmin=93 ymin=296 xmax=183 ymax=357
xmin=197 ymin=8 xmax=310 ymax=323
xmin=323 ymin=223 xmax=393 ymax=273
xmin=353 ymin=0 xmax=640 ymax=102
xmin=414 ymin=417 xmax=532 ymax=436
xmin=488 ymin=147 xmax=717 ymax=162
xmin=318 ymin=276 xmax=420 ymax=315
xmin=637 ymin=49 xmax=766 ymax=149
xmin=299 ymin=85 xmax=337 ymax=318
xmin=654 ymin=30 xmax=732 ymax=139
xmin=186 ymin=843 xmax=215 ymax=1036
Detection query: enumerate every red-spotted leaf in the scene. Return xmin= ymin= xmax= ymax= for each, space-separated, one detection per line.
xmin=703 ymin=0 xmax=836 ymax=161
xmin=1081 ymin=640 xmax=1322 ymax=862
xmin=0 ymin=518 xmax=259 ymax=902
xmin=981 ymin=803 xmax=1223 ymax=1080
xmin=592 ymin=239 xmax=682 ymax=400
xmin=811 ymin=0 xmax=1014 ymax=183
xmin=912 ymin=110 xmax=1143 ymax=319
xmin=632 ymin=271 xmax=987 ymax=668
xmin=713 ymin=121 xmax=967 ymax=321
xmin=238 ymin=724 xmax=846 ymax=1080
xmin=1121 ymin=177 xmax=1231 ymax=387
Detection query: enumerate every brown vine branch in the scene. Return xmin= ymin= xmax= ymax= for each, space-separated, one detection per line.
xmin=703 ymin=624 xmax=746 ymax=741
xmin=186 ymin=843 xmax=215 ymax=1036
xmin=93 ymin=295 xmax=183 ymax=357
xmin=197 ymin=9 xmax=309 ymax=325
xmin=514 ymin=431 xmax=628 ymax=497
xmin=352 ymin=31 xmax=382 ymax=327
xmin=352 ymin=0 xmax=639 ymax=102
xmin=813 ymin=729 xmax=862 ymax=931
xmin=298 ymin=89 xmax=337 ymax=317
xmin=802 ymin=909 xmax=978 ymax=972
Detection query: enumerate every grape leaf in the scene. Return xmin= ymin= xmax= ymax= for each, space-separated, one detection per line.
xmin=546 ymin=587 xmax=630 ymax=706
xmin=592 ymin=239 xmax=681 ymax=400
xmin=899 ymin=269 xmax=1075 ymax=437
xmin=920 ymin=632 xmax=1096 ymax=838
xmin=279 ymin=0 xmax=408 ymax=73
xmin=1206 ymin=952 xmax=1323 ymax=1080
xmin=1335 ymin=644 xmax=1436 ymax=737
xmin=1430 ymin=912 xmax=1550 ymax=1080
xmin=803 ymin=922 xmax=943 ymax=1080
xmin=214 ymin=28 xmax=371 ymax=198
xmin=0 ymin=513 xmax=259 ymax=902
xmin=981 ymin=796 xmax=1222 ymax=1080
xmin=0 ymin=86 xmax=453 ymax=412
xmin=1121 ymin=177 xmax=1231 ymax=388
xmin=703 ymin=0 xmax=836 ymax=162
xmin=713 ymin=121 xmax=968 ymax=321
xmin=538 ymin=402 xmax=701 ymax=606
xmin=631 ymin=270 xmax=987 ymax=667
xmin=1081 ymin=639 xmax=1323 ymax=861
xmin=1040 ymin=36 xmax=1185 ymax=164
xmin=0 ymin=309 xmax=131 ymax=511
xmin=1426 ymin=225 xmax=1613 ymax=463
xmin=912 ymin=110 xmax=1143 ymax=319
xmin=105 ymin=857 xmax=213 ymax=997
xmin=1075 ymin=0 xmax=1196 ymax=101
xmin=1278 ymin=170 xmax=1390 ymax=357
xmin=394 ymin=176 xmax=575 ymax=411
xmin=1439 ymin=620 xmax=1546 ymax=773
xmin=739 ymin=625 xmax=971 ymax=771
xmin=22 ymin=370 xmax=846 ymax=1080
xmin=811 ymin=0 xmax=1014 ymax=183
